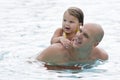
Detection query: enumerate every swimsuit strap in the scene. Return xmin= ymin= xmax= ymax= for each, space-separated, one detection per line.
xmin=63 ymin=31 xmax=67 ymax=38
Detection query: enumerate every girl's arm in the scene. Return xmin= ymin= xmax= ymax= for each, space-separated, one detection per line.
xmin=51 ymin=28 xmax=63 ymax=44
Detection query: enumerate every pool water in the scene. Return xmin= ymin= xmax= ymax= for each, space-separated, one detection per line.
xmin=0 ymin=0 xmax=120 ymax=80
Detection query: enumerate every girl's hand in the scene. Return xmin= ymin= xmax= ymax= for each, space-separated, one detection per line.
xmin=59 ymin=37 xmax=73 ymax=49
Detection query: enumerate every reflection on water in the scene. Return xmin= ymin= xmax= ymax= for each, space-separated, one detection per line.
xmin=0 ymin=0 xmax=120 ymax=80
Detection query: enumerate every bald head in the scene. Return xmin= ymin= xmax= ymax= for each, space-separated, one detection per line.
xmin=84 ymin=23 xmax=104 ymax=42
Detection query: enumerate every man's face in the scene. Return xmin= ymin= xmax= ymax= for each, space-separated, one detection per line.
xmin=72 ymin=26 xmax=95 ymax=49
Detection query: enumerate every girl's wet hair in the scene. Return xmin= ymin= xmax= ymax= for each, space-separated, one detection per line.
xmin=65 ymin=7 xmax=84 ymax=25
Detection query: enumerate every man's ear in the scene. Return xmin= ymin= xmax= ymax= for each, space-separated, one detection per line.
xmin=94 ymin=42 xmax=99 ymax=47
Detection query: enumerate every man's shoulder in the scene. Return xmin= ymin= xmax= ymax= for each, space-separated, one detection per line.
xmin=47 ymin=43 xmax=68 ymax=56
xmin=50 ymin=43 xmax=64 ymax=49
xmin=39 ymin=43 xmax=69 ymax=65
xmin=93 ymin=47 xmax=108 ymax=60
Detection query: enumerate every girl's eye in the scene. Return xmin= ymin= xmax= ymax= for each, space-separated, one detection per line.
xmin=63 ymin=19 xmax=66 ymax=22
xmin=69 ymin=21 xmax=74 ymax=23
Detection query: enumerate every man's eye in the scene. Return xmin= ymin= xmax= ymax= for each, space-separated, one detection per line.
xmin=83 ymin=33 xmax=89 ymax=38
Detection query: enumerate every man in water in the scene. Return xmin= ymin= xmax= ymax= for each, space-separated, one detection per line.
xmin=36 ymin=23 xmax=108 ymax=70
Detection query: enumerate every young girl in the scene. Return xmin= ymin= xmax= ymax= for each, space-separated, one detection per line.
xmin=51 ymin=7 xmax=84 ymax=48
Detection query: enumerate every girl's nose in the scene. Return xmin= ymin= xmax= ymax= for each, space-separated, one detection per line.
xmin=65 ymin=21 xmax=69 ymax=25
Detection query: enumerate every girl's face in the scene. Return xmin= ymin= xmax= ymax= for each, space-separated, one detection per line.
xmin=62 ymin=11 xmax=80 ymax=34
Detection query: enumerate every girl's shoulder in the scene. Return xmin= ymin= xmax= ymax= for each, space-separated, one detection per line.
xmin=55 ymin=28 xmax=63 ymax=33
xmin=56 ymin=27 xmax=63 ymax=31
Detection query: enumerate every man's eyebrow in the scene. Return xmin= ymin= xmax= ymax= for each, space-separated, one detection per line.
xmin=79 ymin=28 xmax=89 ymax=38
